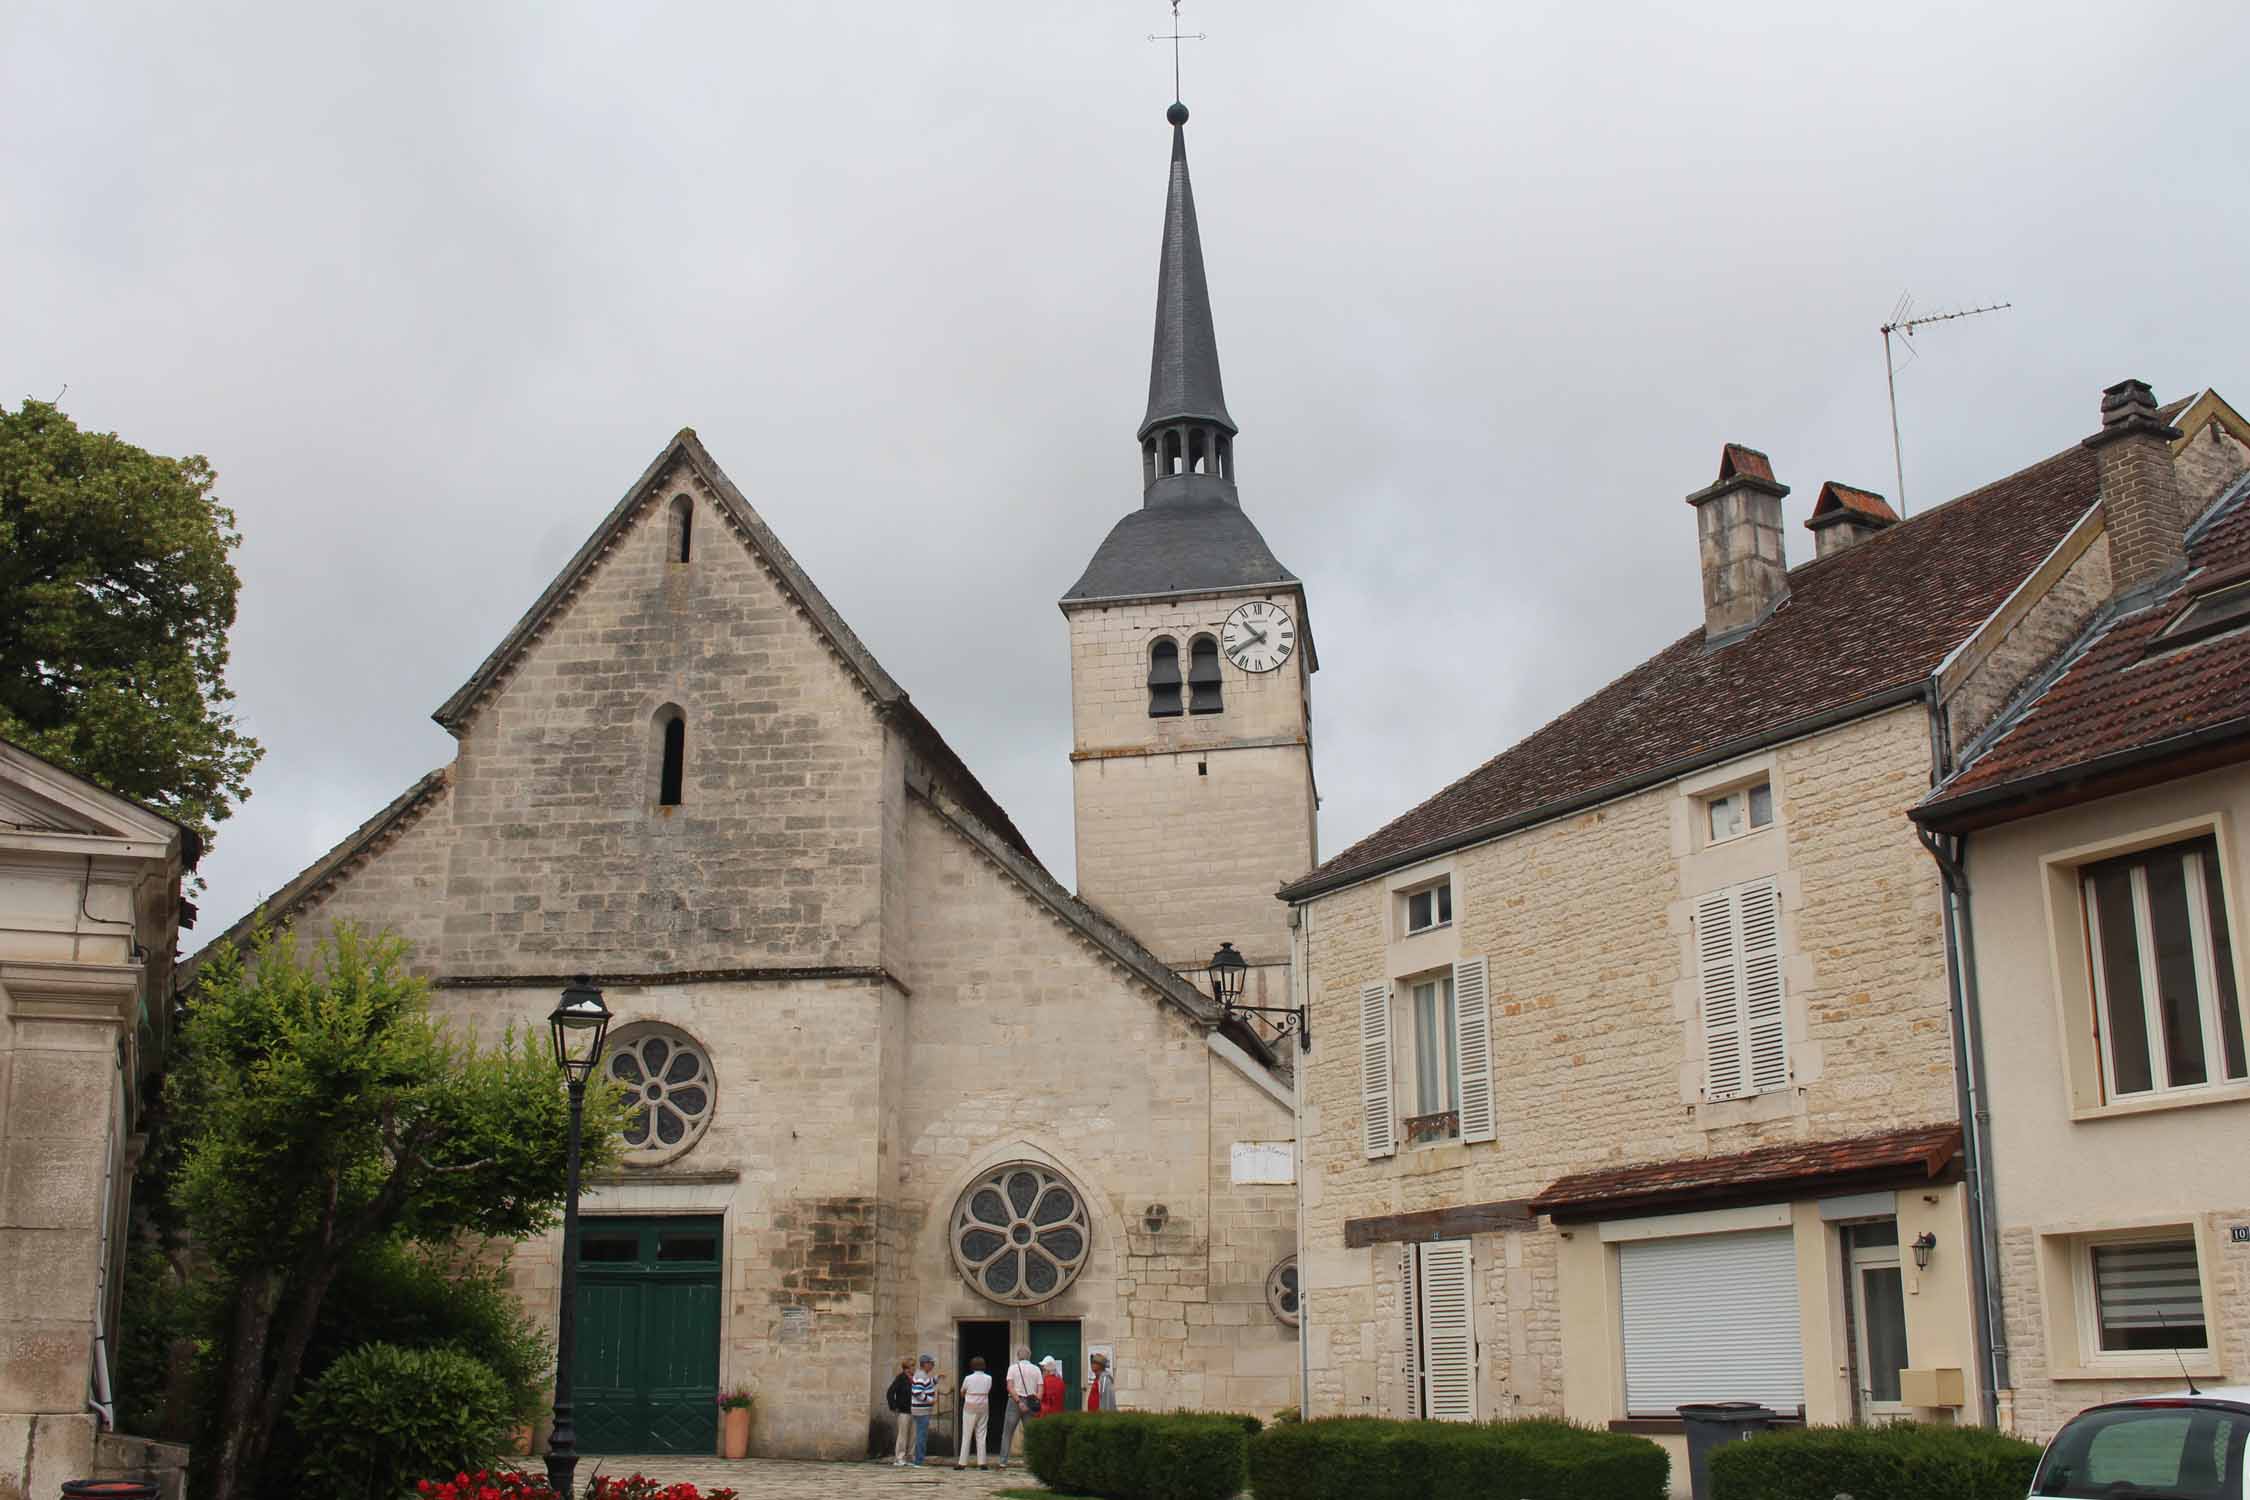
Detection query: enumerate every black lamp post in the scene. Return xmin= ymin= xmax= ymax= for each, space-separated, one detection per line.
xmin=546 ymin=975 xmax=612 ymax=1499
xmin=1207 ymin=940 xmax=1310 ymax=1051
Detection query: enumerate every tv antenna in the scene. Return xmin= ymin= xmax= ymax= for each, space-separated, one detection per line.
xmin=1880 ymin=294 xmax=2012 ymax=515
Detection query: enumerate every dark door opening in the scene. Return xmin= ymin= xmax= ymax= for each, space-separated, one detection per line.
xmin=1029 ymin=1319 xmax=1082 ymax=1416
xmin=956 ymin=1319 xmax=1010 ymax=1450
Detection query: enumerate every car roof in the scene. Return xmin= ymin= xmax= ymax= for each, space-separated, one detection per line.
xmin=2074 ymin=1387 xmax=2250 ymax=1415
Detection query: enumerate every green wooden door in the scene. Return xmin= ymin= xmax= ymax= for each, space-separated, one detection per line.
xmin=1029 ymin=1320 xmax=1081 ymax=1416
xmin=574 ymin=1217 xmax=722 ymax=1454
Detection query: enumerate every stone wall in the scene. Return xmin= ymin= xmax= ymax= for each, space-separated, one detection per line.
xmin=1295 ymin=704 xmax=1958 ymax=1420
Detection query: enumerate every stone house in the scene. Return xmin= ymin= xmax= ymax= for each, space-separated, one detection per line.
xmin=0 ymin=738 xmax=194 ymax=1496
xmin=1277 ymin=381 xmax=2245 ymax=1481
xmin=191 ymin=104 xmax=1310 ymax=1460
xmin=1913 ymin=384 xmax=2250 ymax=1439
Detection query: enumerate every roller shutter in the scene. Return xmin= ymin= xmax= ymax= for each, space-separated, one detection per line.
xmin=1619 ymin=1228 xmax=1803 ymax=1416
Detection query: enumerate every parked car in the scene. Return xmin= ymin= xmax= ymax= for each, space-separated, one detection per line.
xmin=2031 ymin=1390 xmax=2250 ymax=1498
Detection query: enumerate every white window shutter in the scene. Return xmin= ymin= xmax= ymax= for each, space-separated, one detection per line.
xmin=1738 ymin=880 xmax=1789 ymax=1092
xmin=1452 ymin=957 xmax=1496 ymax=1143
xmin=1695 ymin=888 xmax=1748 ymax=1100
xmin=1360 ymin=981 xmax=1396 ymax=1159
xmin=1399 ymin=1246 xmax=1421 ymax=1419
xmin=1417 ymin=1240 xmax=1477 ymax=1422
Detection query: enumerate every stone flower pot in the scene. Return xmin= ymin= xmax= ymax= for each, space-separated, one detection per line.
xmin=721 ymin=1405 xmax=752 ymax=1459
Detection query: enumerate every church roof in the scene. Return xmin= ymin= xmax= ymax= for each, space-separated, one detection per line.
xmin=432 ymin=429 xmax=1037 ymax=864
xmin=1142 ymin=105 xmax=1234 ymax=440
xmin=1062 ymin=489 xmax=1299 ymax=603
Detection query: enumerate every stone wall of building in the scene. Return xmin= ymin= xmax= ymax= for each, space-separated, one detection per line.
xmin=1296 ymin=704 xmax=1957 ymax=1421
xmin=1067 ymin=591 xmax=1314 ymax=970
xmin=1945 ymin=532 xmax=2111 ymax=760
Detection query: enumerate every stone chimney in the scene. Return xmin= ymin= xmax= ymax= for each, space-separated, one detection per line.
xmin=1803 ymin=482 xmax=1899 ymax=558
xmin=2084 ymin=378 xmax=2186 ymax=593
xmin=1686 ymin=444 xmax=1791 ymax=641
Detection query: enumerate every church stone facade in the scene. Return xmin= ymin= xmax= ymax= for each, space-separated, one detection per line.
xmin=200 ymin=105 xmax=1308 ymax=1459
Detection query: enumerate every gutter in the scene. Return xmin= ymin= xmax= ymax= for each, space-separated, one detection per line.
xmin=1282 ymin=679 xmax=1928 ymax=903
xmin=1914 ymin=716 xmax=2250 ymax=832
xmin=1917 ymin=686 xmax=2013 ymax=1427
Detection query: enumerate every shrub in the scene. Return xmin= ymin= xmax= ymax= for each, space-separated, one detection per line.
xmin=296 ymin=1343 xmax=515 ymax=1499
xmin=311 ymin=1241 xmax=552 ymax=1421
xmin=1250 ymin=1416 xmax=1669 ymax=1500
xmin=1024 ymin=1411 xmax=1251 ymax=1500
xmin=1708 ymin=1421 xmax=2040 ymax=1500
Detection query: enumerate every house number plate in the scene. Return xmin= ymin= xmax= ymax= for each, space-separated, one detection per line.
xmin=2231 ymin=1225 xmax=2250 ymax=1244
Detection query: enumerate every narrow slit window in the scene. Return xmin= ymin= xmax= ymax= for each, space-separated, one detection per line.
xmin=668 ymin=495 xmax=694 ymax=564
xmin=656 ymin=708 xmax=686 ymax=807
xmin=1147 ymin=638 xmax=1183 ymax=717
xmin=1188 ymin=635 xmax=1223 ymax=714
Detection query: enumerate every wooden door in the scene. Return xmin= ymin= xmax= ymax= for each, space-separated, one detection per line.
xmin=573 ymin=1217 xmax=722 ymax=1453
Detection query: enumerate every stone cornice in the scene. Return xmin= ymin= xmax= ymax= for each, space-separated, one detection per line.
xmin=0 ymin=958 xmax=141 ymax=1026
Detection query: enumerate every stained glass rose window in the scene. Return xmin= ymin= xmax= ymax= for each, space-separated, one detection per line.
xmin=950 ymin=1162 xmax=1091 ymax=1306
xmin=1267 ymin=1255 xmax=1300 ymax=1326
xmin=605 ymin=1024 xmax=715 ymax=1165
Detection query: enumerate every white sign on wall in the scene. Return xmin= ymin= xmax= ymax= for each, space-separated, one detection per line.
xmin=1230 ymin=1141 xmax=1295 ymax=1185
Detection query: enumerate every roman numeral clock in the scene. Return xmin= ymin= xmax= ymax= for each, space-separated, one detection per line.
xmin=1220 ymin=600 xmax=1296 ymax=674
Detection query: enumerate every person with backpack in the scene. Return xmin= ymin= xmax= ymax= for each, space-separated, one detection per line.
xmin=884 ymin=1355 xmax=915 ymax=1467
xmin=997 ymin=1344 xmax=1043 ymax=1468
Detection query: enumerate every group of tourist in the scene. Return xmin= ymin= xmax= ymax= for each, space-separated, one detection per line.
xmin=884 ymin=1346 xmax=1118 ymax=1468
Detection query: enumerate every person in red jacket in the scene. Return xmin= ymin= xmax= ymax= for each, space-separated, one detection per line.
xmin=1038 ymin=1357 xmax=1065 ymax=1419
xmin=1084 ymin=1352 xmax=1116 ymax=1411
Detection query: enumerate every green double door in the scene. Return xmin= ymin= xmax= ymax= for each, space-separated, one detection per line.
xmin=573 ymin=1217 xmax=722 ymax=1454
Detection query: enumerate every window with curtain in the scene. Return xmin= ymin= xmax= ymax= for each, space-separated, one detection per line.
xmin=2082 ymin=835 xmax=2246 ymax=1099
xmin=2090 ymin=1237 xmax=2207 ymax=1353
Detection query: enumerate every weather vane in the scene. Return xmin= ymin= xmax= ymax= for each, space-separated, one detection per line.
xmin=1148 ymin=1 xmax=1206 ymax=103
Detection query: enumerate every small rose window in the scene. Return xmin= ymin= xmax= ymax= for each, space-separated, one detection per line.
xmin=1267 ymin=1255 xmax=1300 ymax=1326
xmin=605 ymin=1024 xmax=715 ymax=1165
xmin=951 ymin=1162 xmax=1091 ymax=1306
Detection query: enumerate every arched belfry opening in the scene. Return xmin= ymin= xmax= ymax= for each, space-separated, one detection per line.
xmin=667 ymin=495 xmax=694 ymax=564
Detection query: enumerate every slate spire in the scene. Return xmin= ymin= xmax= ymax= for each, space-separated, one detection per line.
xmin=1140 ymin=101 xmax=1236 ymax=445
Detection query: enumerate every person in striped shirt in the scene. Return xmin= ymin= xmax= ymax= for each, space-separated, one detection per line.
xmin=909 ymin=1353 xmax=940 ymax=1466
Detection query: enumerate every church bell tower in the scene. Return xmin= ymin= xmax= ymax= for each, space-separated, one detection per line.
xmin=1060 ymin=100 xmax=1318 ymax=1000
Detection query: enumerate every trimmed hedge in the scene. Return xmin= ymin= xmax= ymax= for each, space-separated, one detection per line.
xmin=294 ymin=1342 xmax=515 ymax=1499
xmin=1708 ymin=1421 xmax=2041 ymax=1500
xmin=1249 ymin=1416 xmax=1669 ymax=1500
xmin=1023 ymin=1411 xmax=1255 ymax=1500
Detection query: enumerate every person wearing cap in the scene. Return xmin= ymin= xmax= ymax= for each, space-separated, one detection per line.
xmin=1038 ymin=1355 xmax=1066 ymax=1420
xmin=1084 ymin=1352 xmax=1117 ymax=1412
xmin=909 ymin=1353 xmax=940 ymax=1465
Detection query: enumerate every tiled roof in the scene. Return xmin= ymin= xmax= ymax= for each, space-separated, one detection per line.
xmin=1808 ymin=481 xmax=1899 ymax=528
xmin=1529 ymin=1123 xmax=1962 ymax=1220
xmin=1281 ymin=440 xmax=2103 ymax=898
xmin=1919 ymin=476 xmax=2250 ymax=821
xmin=1717 ymin=443 xmax=1776 ymax=484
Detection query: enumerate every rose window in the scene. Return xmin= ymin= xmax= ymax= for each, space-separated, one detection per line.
xmin=605 ymin=1025 xmax=715 ymax=1165
xmin=950 ymin=1163 xmax=1091 ymax=1306
xmin=1267 ymin=1255 xmax=1300 ymax=1326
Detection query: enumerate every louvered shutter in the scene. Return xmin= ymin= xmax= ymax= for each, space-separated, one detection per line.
xmin=1695 ymin=888 xmax=1747 ymax=1100
xmin=1360 ymin=981 xmax=1396 ymax=1159
xmin=1417 ymin=1240 xmax=1477 ymax=1422
xmin=1399 ymin=1247 xmax=1421 ymax=1419
xmin=1452 ymin=957 xmax=1496 ymax=1143
xmin=1738 ymin=880 xmax=1789 ymax=1092
xmin=1619 ymin=1229 xmax=1803 ymax=1415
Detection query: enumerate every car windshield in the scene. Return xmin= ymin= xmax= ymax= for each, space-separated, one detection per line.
xmin=2034 ymin=1405 xmax=2248 ymax=1498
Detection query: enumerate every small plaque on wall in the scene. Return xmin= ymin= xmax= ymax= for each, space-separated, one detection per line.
xmin=1231 ymin=1142 xmax=1295 ymax=1184
xmin=2230 ymin=1224 xmax=2249 ymax=1245
xmin=779 ymin=1306 xmax=810 ymax=1343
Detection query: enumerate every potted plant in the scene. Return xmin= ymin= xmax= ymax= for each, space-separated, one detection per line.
xmin=717 ymin=1385 xmax=754 ymax=1459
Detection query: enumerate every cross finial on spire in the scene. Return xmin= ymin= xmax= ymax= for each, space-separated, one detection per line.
xmin=1148 ymin=1 xmax=1205 ymax=107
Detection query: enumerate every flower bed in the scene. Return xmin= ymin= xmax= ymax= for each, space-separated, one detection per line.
xmin=416 ymin=1469 xmax=739 ymax=1500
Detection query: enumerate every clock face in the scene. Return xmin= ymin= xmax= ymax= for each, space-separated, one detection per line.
xmin=1221 ymin=600 xmax=1296 ymax=673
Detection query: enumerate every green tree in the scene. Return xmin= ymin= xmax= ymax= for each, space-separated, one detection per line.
xmin=171 ymin=926 xmax=619 ymax=1500
xmin=0 ymin=398 xmax=261 ymax=840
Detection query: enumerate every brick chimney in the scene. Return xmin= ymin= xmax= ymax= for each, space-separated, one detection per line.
xmin=1804 ymin=482 xmax=1900 ymax=559
xmin=1686 ymin=444 xmax=1791 ymax=641
xmin=2083 ymin=378 xmax=2186 ymax=593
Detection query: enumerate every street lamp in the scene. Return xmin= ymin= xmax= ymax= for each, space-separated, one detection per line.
xmin=545 ymin=975 xmax=611 ymax=1499
xmin=1206 ymin=940 xmax=1310 ymax=1052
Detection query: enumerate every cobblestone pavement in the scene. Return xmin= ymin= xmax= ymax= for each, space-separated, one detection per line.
xmin=584 ymin=1454 xmax=1037 ymax=1497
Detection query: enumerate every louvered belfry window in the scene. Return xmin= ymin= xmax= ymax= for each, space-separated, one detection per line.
xmin=1147 ymin=638 xmax=1183 ymax=717
xmin=1187 ymin=635 xmax=1224 ymax=714
xmin=1694 ymin=878 xmax=1788 ymax=1100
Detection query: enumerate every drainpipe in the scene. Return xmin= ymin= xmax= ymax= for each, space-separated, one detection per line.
xmin=1289 ymin=903 xmax=1311 ymax=1420
xmin=1918 ymin=689 xmax=2013 ymax=1427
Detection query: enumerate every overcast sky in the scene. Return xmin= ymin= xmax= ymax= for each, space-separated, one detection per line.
xmin=5 ymin=1 xmax=2245 ymax=947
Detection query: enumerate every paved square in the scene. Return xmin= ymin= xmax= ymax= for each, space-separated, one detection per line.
xmin=584 ymin=1455 xmax=1036 ymax=1497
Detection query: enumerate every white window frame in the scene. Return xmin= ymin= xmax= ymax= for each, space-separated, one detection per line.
xmin=2071 ymin=1227 xmax=2211 ymax=1370
xmin=1410 ymin=972 xmax=1460 ymax=1121
xmin=1704 ymin=780 xmax=1775 ymax=847
xmin=2082 ymin=836 xmax=2248 ymax=1102
xmin=1404 ymin=878 xmax=1454 ymax=935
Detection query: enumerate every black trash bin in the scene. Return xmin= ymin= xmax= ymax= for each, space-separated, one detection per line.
xmin=61 ymin=1482 xmax=160 ymax=1500
xmin=1676 ymin=1402 xmax=1776 ymax=1500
